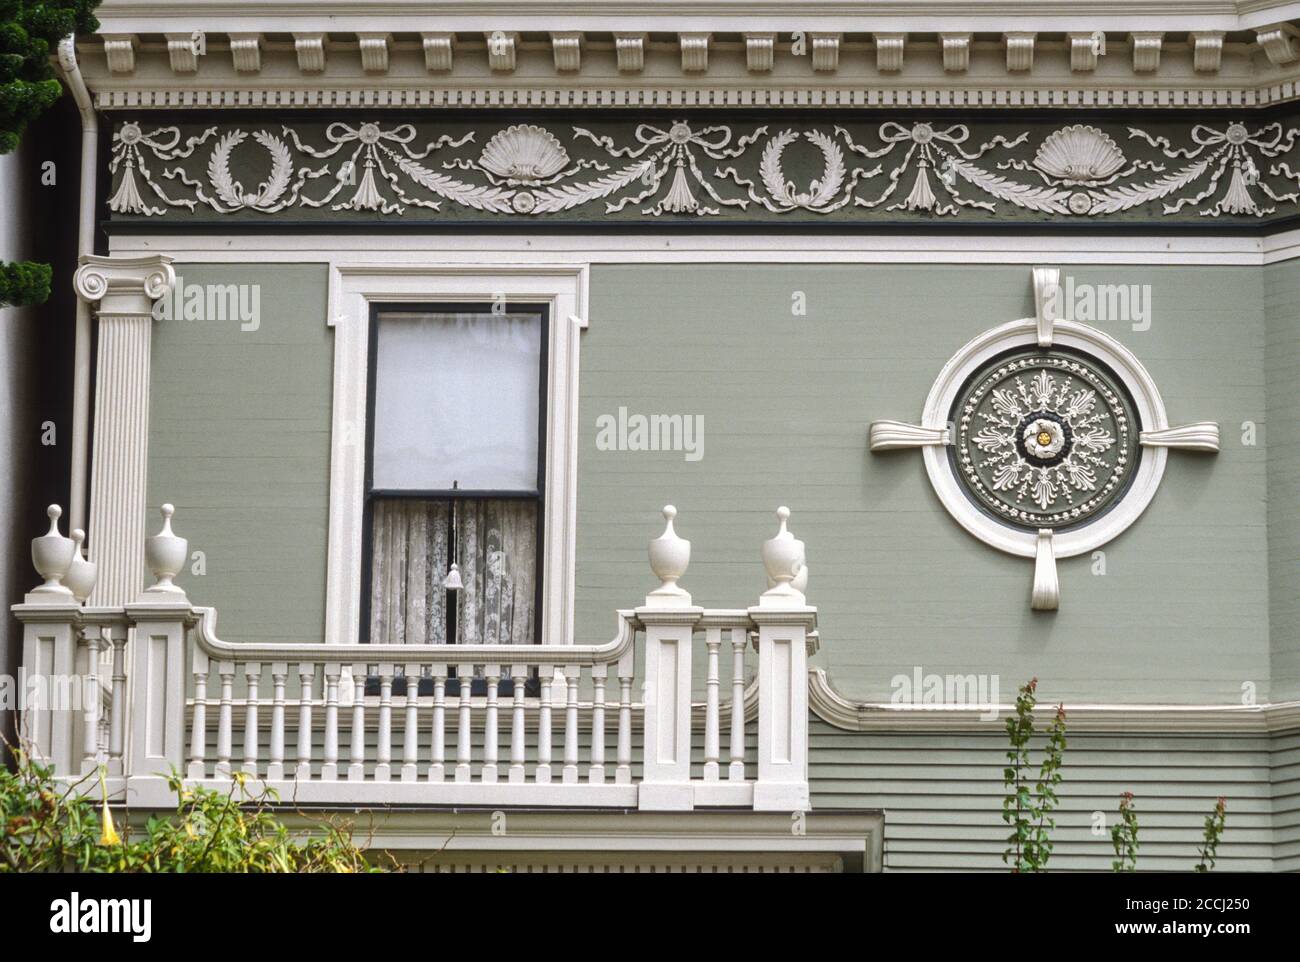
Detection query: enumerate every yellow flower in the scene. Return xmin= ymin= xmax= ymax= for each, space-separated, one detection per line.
xmin=98 ymin=766 xmax=120 ymax=846
xmin=100 ymin=801 xmax=120 ymax=846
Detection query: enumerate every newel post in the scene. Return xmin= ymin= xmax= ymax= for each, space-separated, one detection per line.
xmin=10 ymin=506 xmax=85 ymax=774
xmin=750 ymin=507 xmax=817 ymax=812
xmin=636 ymin=506 xmax=702 ymax=811
xmin=124 ymin=505 xmax=194 ymax=782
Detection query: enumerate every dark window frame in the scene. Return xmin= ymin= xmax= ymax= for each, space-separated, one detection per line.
xmin=359 ymin=301 xmax=550 ymax=675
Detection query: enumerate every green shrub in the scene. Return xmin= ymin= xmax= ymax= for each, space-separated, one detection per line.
xmin=0 ymin=1 xmax=100 ymax=307
xmin=2 ymin=738 xmax=386 ymax=873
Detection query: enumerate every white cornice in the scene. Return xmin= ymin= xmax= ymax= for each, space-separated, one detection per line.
xmin=808 ymin=669 xmax=1300 ymax=734
xmin=74 ymin=4 xmax=1300 ymax=111
xmin=76 ymin=37 xmax=1300 ymax=111
xmin=88 ymin=1 xmax=1300 ymax=34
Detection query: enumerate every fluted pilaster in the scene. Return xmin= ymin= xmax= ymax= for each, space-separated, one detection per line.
xmin=73 ymin=255 xmax=175 ymax=606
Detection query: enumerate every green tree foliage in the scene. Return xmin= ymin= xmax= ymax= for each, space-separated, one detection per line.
xmin=1 ymin=739 xmax=385 ymax=873
xmin=0 ymin=1 xmax=99 ymax=307
xmin=1001 ymin=677 xmax=1068 ymax=872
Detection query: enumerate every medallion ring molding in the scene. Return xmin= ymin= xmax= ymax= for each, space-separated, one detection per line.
xmin=870 ymin=266 xmax=1219 ymax=610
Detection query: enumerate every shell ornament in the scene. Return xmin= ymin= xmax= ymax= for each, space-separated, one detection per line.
xmin=478 ymin=124 xmax=571 ymax=184
xmin=1032 ymin=125 xmax=1127 ymax=183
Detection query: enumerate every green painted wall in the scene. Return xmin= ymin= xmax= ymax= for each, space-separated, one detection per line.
xmin=577 ymin=264 xmax=1270 ymax=704
xmin=1262 ymin=261 xmax=1300 ymax=871
xmin=1263 ymin=261 xmax=1300 ymax=704
xmin=147 ymin=263 xmax=332 ymax=644
xmin=141 ymin=257 xmax=1296 ymax=871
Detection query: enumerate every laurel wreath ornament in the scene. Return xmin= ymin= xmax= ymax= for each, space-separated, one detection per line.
xmin=198 ymin=130 xmax=299 ymax=213
xmin=756 ymin=130 xmax=847 ymax=211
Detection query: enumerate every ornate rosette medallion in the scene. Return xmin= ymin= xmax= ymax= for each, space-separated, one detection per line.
xmin=951 ymin=349 xmax=1139 ymax=530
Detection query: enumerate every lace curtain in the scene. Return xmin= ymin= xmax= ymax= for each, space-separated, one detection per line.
xmin=369 ymin=498 xmax=537 ymax=645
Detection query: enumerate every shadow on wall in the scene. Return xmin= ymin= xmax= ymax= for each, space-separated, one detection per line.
xmin=1 ymin=98 xmax=79 ymax=751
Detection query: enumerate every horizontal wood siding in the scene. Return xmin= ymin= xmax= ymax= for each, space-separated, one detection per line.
xmin=808 ymin=721 xmax=1279 ymax=872
xmin=1272 ymin=729 xmax=1300 ymax=872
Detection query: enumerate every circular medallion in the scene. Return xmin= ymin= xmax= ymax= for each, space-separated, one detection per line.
xmin=1068 ymin=191 xmax=1093 ymax=215
xmin=951 ymin=349 xmax=1139 ymax=531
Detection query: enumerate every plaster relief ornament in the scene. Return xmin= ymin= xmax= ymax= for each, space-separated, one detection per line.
xmin=109 ymin=122 xmax=214 ymax=215
xmin=108 ymin=117 xmax=1300 ymax=222
xmin=573 ymin=119 xmax=763 ymax=216
xmin=841 ymin=121 xmax=1074 ymax=215
xmin=869 ymin=267 xmax=1220 ymax=611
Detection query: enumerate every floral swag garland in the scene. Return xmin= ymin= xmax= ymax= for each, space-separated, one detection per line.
xmin=109 ymin=118 xmax=1300 ymax=220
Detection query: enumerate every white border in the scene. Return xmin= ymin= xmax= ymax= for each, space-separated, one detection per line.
xmin=325 ymin=264 xmax=588 ymax=646
xmin=111 ymin=232 xmax=1272 ymax=264
xmin=920 ymin=317 xmax=1168 ymax=559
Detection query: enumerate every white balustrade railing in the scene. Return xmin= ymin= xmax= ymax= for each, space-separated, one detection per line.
xmin=12 ymin=503 xmax=816 ymax=812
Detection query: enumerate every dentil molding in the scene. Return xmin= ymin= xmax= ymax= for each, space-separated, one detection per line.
xmin=69 ymin=11 xmax=1300 ymax=113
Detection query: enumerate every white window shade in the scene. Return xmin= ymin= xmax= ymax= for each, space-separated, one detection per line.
xmin=372 ymin=311 xmax=543 ymax=492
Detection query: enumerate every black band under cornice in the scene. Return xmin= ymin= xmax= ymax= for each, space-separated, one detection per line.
xmin=103 ymin=110 xmax=1300 ymax=229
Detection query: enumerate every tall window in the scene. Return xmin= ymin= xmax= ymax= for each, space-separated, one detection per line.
xmin=363 ymin=304 xmax=547 ymax=646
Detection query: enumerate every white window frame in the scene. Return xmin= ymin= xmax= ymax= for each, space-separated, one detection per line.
xmin=326 ymin=264 xmax=589 ymax=647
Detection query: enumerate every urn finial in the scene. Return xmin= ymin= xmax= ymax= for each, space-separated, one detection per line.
xmin=646 ymin=504 xmax=691 ymax=606
xmin=64 ymin=528 xmax=98 ymax=604
xmin=760 ymin=505 xmax=807 ymax=607
xmin=143 ymin=503 xmax=189 ymax=598
xmin=30 ymin=504 xmax=76 ymax=599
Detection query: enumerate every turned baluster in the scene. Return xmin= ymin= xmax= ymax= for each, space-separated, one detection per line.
xmin=295 ymin=663 xmax=314 ymax=780
xmin=242 ymin=662 xmax=261 ymax=777
xmin=267 ymin=664 xmax=287 ymax=780
xmin=375 ymin=664 xmax=393 ymax=781
xmin=563 ymin=666 xmax=579 ymax=784
xmin=80 ymin=629 xmax=102 ymax=773
xmin=215 ymin=662 xmax=235 ymax=779
xmin=402 ymin=667 xmax=420 ymax=782
xmin=322 ymin=664 xmax=340 ymax=781
xmin=589 ymin=665 xmax=607 ymax=784
xmin=429 ymin=667 xmax=447 ymax=782
xmin=455 ymin=663 xmax=473 ymax=782
xmin=107 ymin=628 xmax=127 ymax=775
xmin=729 ymin=628 xmax=746 ymax=780
xmin=537 ymin=664 xmax=554 ymax=783
xmin=704 ymin=628 xmax=722 ymax=781
xmin=347 ymin=663 xmax=366 ymax=781
xmin=188 ymin=652 xmax=209 ymax=779
xmin=509 ymin=663 xmax=526 ymax=783
xmin=616 ymin=670 xmax=633 ymax=785
xmin=483 ymin=667 xmax=500 ymax=783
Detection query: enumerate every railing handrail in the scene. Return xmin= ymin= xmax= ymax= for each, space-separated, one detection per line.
xmin=189 ymin=606 xmax=759 ymax=667
xmin=190 ymin=605 xmax=642 ymax=667
xmin=14 ymin=502 xmax=816 ymax=812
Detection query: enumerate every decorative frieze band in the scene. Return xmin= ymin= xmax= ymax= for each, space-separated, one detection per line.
xmin=106 ymin=114 xmax=1300 ymax=226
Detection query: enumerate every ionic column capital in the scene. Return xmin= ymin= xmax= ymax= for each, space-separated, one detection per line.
xmin=73 ymin=254 xmax=174 ymax=318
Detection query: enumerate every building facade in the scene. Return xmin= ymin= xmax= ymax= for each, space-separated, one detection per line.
xmin=9 ymin=0 xmax=1300 ymax=871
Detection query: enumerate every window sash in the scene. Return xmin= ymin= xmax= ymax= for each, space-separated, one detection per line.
xmin=362 ymin=303 xmax=549 ymax=645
